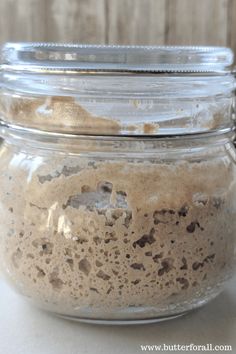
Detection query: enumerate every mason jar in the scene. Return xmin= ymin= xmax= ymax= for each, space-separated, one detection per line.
xmin=0 ymin=43 xmax=235 ymax=324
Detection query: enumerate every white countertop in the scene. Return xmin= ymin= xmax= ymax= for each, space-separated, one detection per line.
xmin=0 ymin=276 xmax=236 ymax=354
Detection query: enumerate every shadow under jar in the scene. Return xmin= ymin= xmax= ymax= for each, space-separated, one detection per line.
xmin=0 ymin=44 xmax=236 ymax=324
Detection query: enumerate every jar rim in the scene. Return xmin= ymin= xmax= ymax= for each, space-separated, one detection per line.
xmin=0 ymin=43 xmax=235 ymax=138
xmin=1 ymin=42 xmax=234 ymax=74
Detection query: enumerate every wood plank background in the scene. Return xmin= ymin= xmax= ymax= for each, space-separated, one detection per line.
xmin=0 ymin=0 xmax=236 ymax=59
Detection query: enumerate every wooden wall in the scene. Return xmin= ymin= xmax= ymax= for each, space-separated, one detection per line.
xmin=0 ymin=0 xmax=236 ymax=58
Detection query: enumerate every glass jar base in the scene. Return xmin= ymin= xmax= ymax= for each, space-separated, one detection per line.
xmin=57 ymin=311 xmax=188 ymax=325
xmin=45 ymin=288 xmax=223 ymax=325
xmin=26 ymin=285 xmax=225 ymax=325
xmin=10 ymin=279 xmax=228 ymax=325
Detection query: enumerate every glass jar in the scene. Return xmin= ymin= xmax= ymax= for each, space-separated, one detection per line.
xmin=0 ymin=43 xmax=236 ymax=324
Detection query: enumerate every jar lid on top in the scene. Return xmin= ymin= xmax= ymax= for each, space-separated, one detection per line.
xmin=0 ymin=43 xmax=235 ymax=137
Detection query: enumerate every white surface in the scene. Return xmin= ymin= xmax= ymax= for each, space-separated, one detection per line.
xmin=0 ymin=276 xmax=236 ymax=354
